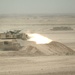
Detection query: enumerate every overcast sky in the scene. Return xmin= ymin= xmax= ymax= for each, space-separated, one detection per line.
xmin=0 ymin=0 xmax=75 ymax=14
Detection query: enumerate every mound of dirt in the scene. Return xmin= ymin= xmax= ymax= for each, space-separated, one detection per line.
xmin=17 ymin=41 xmax=75 ymax=56
xmin=0 ymin=41 xmax=75 ymax=56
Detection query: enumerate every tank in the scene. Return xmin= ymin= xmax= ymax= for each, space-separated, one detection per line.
xmin=0 ymin=30 xmax=29 ymax=51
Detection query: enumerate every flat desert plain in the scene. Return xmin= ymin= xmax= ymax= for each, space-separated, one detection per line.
xmin=0 ymin=56 xmax=75 ymax=75
xmin=0 ymin=15 xmax=75 ymax=75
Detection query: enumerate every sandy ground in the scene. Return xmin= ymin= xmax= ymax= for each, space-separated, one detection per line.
xmin=0 ymin=56 xmax=75 ymax=75
xmin=0 ymin=16 xmax=75 ymax=75
xmin=64 ymin=42 xmax=75 ymax=51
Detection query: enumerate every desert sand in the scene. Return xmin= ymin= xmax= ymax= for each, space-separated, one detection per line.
xmin=0 ymin=15 xmax=75 ymax=75
xmin=0 ymin=56 xmax=75 ymax=75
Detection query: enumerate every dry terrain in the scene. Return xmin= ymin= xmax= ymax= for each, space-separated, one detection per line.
xmin=0 ymin=15 xmax=75 ymax=75
xmin=0 ymin=56 xmax=75 ymax=75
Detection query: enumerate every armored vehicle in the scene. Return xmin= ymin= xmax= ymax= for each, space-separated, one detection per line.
xmin=0 ymin=30 xmax=28 ymax=51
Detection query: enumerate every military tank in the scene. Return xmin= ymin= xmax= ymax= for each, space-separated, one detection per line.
xmin=0 ymin=30 xmax=28 ymax=51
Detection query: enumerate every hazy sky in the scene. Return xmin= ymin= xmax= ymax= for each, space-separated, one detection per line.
xmin=0 ymin=0 xmax=75 ymax=14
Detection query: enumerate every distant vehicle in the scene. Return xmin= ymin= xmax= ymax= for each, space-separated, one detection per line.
xmin=50 ymin=26 xmax=73 ymax=31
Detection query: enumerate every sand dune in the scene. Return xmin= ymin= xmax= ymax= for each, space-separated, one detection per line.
xmin=0 ymin=40 xmax=75 ymax=56
xmin=17 ymin=41 xmax=75 ymax=56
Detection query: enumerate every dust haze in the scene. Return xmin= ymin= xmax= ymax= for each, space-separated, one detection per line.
xmin=0 ymin=14 xmax=75 ymax=75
